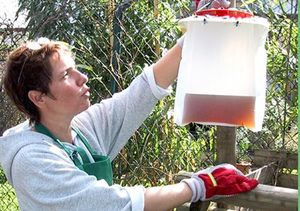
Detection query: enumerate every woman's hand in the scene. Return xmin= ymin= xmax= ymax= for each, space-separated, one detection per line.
xmin=197 ymin=0 xmax=231 ymax=10
xmin=181 ymin=163 xmax=258 ymax=202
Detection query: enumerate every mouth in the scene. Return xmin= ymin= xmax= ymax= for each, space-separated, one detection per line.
xmin=82 ymin=87 xmax=90 ymax=97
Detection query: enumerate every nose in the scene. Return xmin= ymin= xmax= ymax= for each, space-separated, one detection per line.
xmin=75 ymin=69 xmax=88 ymax=86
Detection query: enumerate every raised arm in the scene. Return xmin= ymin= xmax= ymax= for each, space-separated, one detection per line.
xmin=152 ymin=43 xmax=182 ymax=89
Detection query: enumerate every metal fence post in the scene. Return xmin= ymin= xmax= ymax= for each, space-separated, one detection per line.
xmin=111 ymin=0 xmax=134 ymax=94
xmin=154 ymin=0 xmax=160 ymax=57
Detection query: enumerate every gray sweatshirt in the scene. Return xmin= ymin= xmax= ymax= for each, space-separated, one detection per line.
xmin=0 ymin=66 xmax=170 ymax=211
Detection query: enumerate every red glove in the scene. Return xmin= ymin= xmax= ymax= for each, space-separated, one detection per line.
xmin=181 ymin=163 xmax=258 ymax=202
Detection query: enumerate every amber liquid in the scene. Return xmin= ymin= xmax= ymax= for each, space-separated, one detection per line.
xmin=182 ymin=94 xmax=255 ymax=128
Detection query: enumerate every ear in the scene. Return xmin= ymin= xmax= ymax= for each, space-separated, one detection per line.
xmin=28 ymin=90 xmax=46 ymax=108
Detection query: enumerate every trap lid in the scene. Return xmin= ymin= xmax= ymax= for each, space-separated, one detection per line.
xmin=196 ymin=9 xmax=253 ymax=18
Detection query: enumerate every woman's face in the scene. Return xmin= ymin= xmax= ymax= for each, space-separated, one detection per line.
xmin=45 ymin=51 xmax=90 ymax=117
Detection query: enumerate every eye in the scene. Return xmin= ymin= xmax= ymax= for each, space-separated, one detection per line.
xmin=62 ymin=70 xmax=70 ymax=79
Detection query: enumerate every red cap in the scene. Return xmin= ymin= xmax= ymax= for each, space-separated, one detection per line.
xmin=196 ymin=9 xmax=253 ymax=18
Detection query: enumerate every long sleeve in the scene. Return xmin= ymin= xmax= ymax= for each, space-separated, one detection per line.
xmin=72 ymin=66 xmax=171 ymax=159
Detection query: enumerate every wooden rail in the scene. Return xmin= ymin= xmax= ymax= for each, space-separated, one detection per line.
xmin=213 ymin=184 xmax=297 ymax=210
xmin=177 ymin=185 xmax=298 ymax=211
xmin=177 ymin=184 xmax=298 ymax=211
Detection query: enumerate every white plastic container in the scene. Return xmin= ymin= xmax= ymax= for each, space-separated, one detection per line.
xmin=174 ymin=9 xmax=269 ymax=131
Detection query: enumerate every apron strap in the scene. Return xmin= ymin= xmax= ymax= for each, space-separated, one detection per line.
xmin=35 ymin=123 xmax=113 ymax=185
xmin=75 ymin=147 xmax=91 ymax=164
xmin=35 ymin=123 xmax=71 ymax=155
xmin=35 ymin=123 xmax=90 ymax=165
xmin=72 ymin=127 xmax=97 ymax=155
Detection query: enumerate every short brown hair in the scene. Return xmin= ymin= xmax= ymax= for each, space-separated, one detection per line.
xmin=3 ymin=38 xmax=72 ymax=124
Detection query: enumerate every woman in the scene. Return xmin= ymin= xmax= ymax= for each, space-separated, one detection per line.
xmin=0 ymin=1 xmax=258 ymax=210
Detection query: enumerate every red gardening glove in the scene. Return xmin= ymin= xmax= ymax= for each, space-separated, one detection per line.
xmin=181 ymin=163 xmax=258 ymax=202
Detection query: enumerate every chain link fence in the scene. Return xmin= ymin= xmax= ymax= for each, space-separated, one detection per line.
xmin=0 ymin=0 xmax=298 ymax=209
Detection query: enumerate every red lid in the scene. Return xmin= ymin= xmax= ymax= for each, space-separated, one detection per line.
xmin=195 ymin=9 xmax=253 ymax=18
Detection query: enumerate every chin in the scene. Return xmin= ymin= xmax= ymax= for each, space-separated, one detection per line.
xmin=83 ymin=101 xmax=91 ymax=110
xmin=77 ymin=101 xmax=91 ymax=114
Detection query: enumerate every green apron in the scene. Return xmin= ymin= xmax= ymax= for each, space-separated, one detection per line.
xmin=35 ymin=123 xmax=113 ymax=185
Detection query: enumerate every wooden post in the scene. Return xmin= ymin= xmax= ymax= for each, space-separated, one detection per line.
xmin=216 ymin=126 xmax=236 ymax=165
xmin=215 ymin=126 xmax=236 ymax=209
